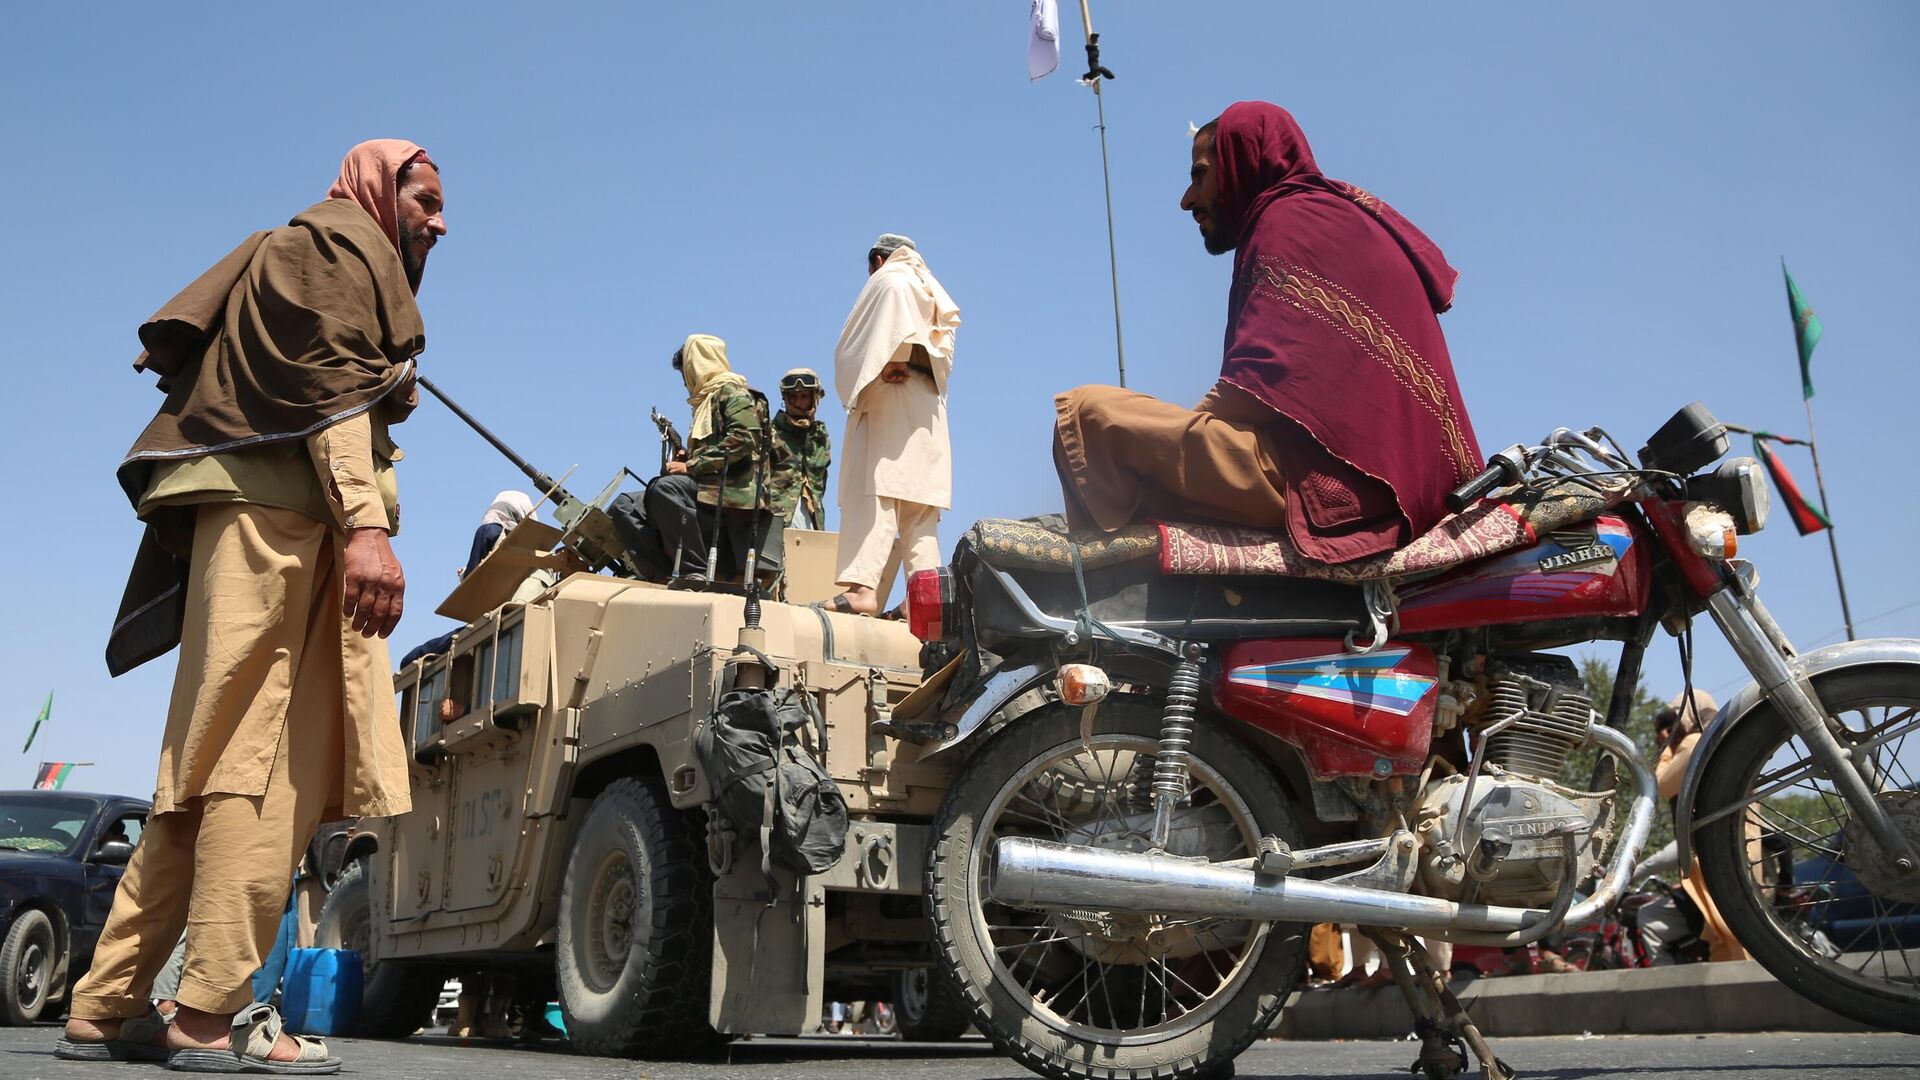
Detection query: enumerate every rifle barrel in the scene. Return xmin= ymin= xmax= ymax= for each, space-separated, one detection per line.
xmin=418 ymin=376 xmax=559 ymax=492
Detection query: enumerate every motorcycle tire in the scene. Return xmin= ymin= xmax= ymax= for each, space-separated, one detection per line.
xmin=926 ymin=697 xmax=1309 ymax=1080
xmin=1694 ymin=665 xmax=1920 ymax=1035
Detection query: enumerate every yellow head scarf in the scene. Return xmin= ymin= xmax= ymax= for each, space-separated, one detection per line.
xmin=680 ymin=333 xmax=748 ymax=440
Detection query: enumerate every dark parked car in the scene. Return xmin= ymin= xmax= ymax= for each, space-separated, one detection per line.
xmin=0 ymin=790 xmax=151 ymax=1024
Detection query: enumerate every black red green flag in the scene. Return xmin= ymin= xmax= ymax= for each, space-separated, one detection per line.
xmin=33 ymin=762 xmax=75 ymax=790
xmin=1753 ymin=436 xmax=1830 ymax=535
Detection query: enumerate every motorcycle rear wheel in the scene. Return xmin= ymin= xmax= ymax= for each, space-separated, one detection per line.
xmin=926 ymin=697 xmax=1309 ymax=1080
xmin=1695 ymin=665 xmax=1920 ymax=1034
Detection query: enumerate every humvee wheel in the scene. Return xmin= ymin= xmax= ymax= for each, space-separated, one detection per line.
xmin=926 ymin=698 xmax=1308 ymax=1080
xmin=314 ymin=858 xmax=443 ymax=1037
xmin=557 ymin=775 xmax=718 ymax=1057
xmin=895 ymin=965 xmax=970 ymax=1042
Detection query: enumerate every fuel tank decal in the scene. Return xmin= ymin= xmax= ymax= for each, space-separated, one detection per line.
xmin=1225 ymin=647 xmax=1439 ymax=717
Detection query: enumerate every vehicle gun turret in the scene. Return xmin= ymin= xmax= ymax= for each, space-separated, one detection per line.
xmin=418 ymin=375 xmax=640 ymax=578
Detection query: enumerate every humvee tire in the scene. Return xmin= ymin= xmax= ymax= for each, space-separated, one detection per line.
xmin=894 ymin=966 xmax=970 ymax=1042
xmin=556 ymin=776 xmax=718 ymax=1056
xmin=315 ymin=858 xmax=444 ymax=1037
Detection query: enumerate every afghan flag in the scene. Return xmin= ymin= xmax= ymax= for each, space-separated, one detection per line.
xmin=1783 ymin=261 xmax=1823 ymax=400
xmin=33 ymin=762 xmax=75 ymax=790
xmin=1754 ymin=436 xmax=1830 ymax=535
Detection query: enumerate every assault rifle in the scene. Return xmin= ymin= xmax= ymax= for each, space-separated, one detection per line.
xmin=651 ymin=407 xmax=685 ymax=474
xmin=418 ymin=376 xmax=641 ymax=577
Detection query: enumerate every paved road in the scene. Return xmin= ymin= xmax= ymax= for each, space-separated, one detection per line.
xmin=5 ymin=1028 xmax=1918 ymax=1080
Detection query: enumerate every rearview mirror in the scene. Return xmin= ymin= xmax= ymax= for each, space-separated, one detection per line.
xmin=92 ymin=841 xmax=135 ymax=866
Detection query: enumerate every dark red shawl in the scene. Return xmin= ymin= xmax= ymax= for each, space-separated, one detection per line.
xmin=1213 ymin=101 xmax=1482 ymax=563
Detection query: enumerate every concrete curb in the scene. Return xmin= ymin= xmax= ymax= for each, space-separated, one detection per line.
xmin=1274 ymin=960 xmax=1871 ymax=1040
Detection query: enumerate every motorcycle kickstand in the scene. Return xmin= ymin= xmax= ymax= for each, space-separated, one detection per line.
xmin=1365 ymin=930 xmax=1515 ymax=1080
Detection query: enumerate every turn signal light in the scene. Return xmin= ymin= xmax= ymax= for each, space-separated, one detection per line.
xmin=1058 ymin=663 xmax=1112 ymax=707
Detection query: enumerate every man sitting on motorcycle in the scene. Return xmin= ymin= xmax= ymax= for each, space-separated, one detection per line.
xmin=1053 ymin=101 xmax=1483 ymax=563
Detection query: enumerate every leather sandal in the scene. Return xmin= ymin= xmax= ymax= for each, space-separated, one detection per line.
xmin=54 ymin=1006 xmax=173 ymax=1062
xmin=166 ymin=1003 xmax=340 ymax=1074
xmin=812 ymin=593 xmax=857 ymax=615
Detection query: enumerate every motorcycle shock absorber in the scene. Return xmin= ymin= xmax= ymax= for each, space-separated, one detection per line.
xmin=1150 ymin=643 xmax=1204 ymax=849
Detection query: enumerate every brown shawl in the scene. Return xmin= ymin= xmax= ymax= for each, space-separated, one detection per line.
xmin=107 ymin=198 xmax=423 ymax=676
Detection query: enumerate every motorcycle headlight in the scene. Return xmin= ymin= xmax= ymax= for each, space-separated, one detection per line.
xmin=1685 ymin=456 xmax=1770 ymax=535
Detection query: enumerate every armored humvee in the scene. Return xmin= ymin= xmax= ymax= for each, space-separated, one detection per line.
xmin=314 ymin=383 xmax=971 ymax=1053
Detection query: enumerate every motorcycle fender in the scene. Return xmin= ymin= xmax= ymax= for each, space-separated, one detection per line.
xmin=1675 ymin=637 xmax=1920 ymax=866
xmin=922 ymin=659 xmax=1053 ymax=757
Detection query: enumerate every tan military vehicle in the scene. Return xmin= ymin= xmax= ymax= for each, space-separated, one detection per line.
xmin=314 ymin=381 xmax=971 ymax=1054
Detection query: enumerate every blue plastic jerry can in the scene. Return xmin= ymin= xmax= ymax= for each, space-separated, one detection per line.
xmin=279 ymin=948 xmax=363 ymax=1036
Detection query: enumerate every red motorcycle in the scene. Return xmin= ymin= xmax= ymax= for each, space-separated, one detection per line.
xmin=900 ymin=403 xmax=1920 ymax=1080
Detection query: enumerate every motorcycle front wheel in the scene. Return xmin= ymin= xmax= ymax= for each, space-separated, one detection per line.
xmin=926 ymin=697 xmax=1308 ymax=1080
xmin=1695 ymin=665 xmax=1920 ymax=1033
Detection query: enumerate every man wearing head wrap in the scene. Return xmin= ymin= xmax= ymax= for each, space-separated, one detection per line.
xmin=1053 ymin=103 xmax=1481 ymax=563
xmin=64 ymin=140 xmax=445 ymax=1072
xmin=613 ymin=334 xmax=769 ymax=582
xmin=768 ymin=368 xmax=832 ymax=530
xmin=1653 ymin=690 xmax=1752 ymax=963
xmin=825 ymin=234 xmax=960 ymax=616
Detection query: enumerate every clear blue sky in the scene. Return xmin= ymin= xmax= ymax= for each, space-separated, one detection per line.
xmin=3 ymin=4 xmax=1915 ymax=798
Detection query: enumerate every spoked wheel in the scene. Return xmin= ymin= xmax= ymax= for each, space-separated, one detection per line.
xmin=927 ymin=697 xmax=1308 ymax=1080
xmin=1695 ymin=666 xmax=1920 ymax=1033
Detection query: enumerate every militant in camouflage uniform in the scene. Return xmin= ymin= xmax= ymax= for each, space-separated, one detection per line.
xmin=768 ymin=367 xmax=831 ymax=529
xmin=686 ymin=380 xmax=770 ymax=511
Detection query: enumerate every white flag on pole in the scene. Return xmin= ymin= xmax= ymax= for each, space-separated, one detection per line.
xmin=1028 ymin=0 xmax=1060 ymax=81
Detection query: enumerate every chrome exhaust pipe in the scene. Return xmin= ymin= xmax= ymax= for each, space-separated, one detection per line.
xmin=988 ymin=725 xmax=1657 ymax=944
xmin=990 ymin=836 xmax=1541 ymax=933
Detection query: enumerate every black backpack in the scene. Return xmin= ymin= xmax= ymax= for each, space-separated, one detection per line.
xmin=695 ymin=686 xmax=848 ymax=878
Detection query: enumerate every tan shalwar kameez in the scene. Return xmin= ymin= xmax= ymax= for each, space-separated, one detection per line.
xmin=1656 ymin=733 xmax=1751 ymax=963
xmin=833 ymin=247 xmax=960 ymax=601
xmin=1054 ymin=381 xmax=1290 ymax=533
xmin=81 ymin=162 xmax=424 ymax=1022
xmin=74 ymin=416 xmax=411 ymax=1018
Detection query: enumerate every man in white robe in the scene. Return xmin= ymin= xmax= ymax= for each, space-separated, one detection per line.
xmin=826 ymin=234 xmax=960 ymax=616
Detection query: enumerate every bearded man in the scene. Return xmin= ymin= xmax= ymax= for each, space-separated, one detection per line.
xmin=767 ymin=367 xmax=831 ymax=530
xmin=1054 ymin=102 xmax=1481 ymax=563
xmin=826 ymin=234 xmax=960 ymax=616
xmin=60 ymin=141 xmax=443 ymax=1073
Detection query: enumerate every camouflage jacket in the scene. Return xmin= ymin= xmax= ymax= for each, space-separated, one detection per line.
xmin=684 ymin=383 xmax=769 ymax=510
xmin=767 ymin=410 xmax=831 ymax=526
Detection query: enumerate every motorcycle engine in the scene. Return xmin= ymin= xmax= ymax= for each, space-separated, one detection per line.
xmin=1416 ymin=655 xmax=1609 ymax=907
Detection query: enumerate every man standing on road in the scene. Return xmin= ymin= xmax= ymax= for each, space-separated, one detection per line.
xmin=825 ymin=234 xmax=960 ymax=616
xmin=61 ymin=140 xmax=443 ymax=1074
xmin=768 ymin=367 xmax=831 ymax=530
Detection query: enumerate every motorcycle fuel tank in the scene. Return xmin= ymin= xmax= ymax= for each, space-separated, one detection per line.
xmin=1395 ymin=514 xmax=1649 ymax=634
xmin=1214 ymin=639 xmax=1438 ymax=780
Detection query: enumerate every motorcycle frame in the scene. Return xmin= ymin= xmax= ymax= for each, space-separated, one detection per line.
xmin=968 ymin=423 xmax=1920 ymax=939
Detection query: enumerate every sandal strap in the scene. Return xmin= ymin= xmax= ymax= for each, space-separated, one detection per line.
xmin=232 ymin=1002 xmax=292 ymax=1062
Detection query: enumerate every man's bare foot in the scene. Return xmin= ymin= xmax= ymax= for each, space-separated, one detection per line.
xmin=835 ymin=583 xmax=881 ymax=616
xmin=167 ymin=1005 xmax=304 ymax=1063
xmin=64 ymin=1015 xmax=168 ymax=1048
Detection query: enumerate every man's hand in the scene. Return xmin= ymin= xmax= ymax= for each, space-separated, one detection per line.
xmin=880 ymin=360 xmax=910 ymax=384
xmin=343 ymin=527 xmax=405 ymax=639
xmin=664 ymin=460 xmax=689 ymax=476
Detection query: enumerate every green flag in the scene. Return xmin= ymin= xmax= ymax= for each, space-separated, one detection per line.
xmin=22 ymin=690 xmax=50 ymax=754
xmin=1783 ymin=261 xmax=1823 ymax=400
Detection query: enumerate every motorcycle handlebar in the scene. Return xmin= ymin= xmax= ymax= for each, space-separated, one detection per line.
xmin=1445 ymin=443 xmax=1529 ymax=513
xmin=1445 ymin=465 xmax=1504 ymax=514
